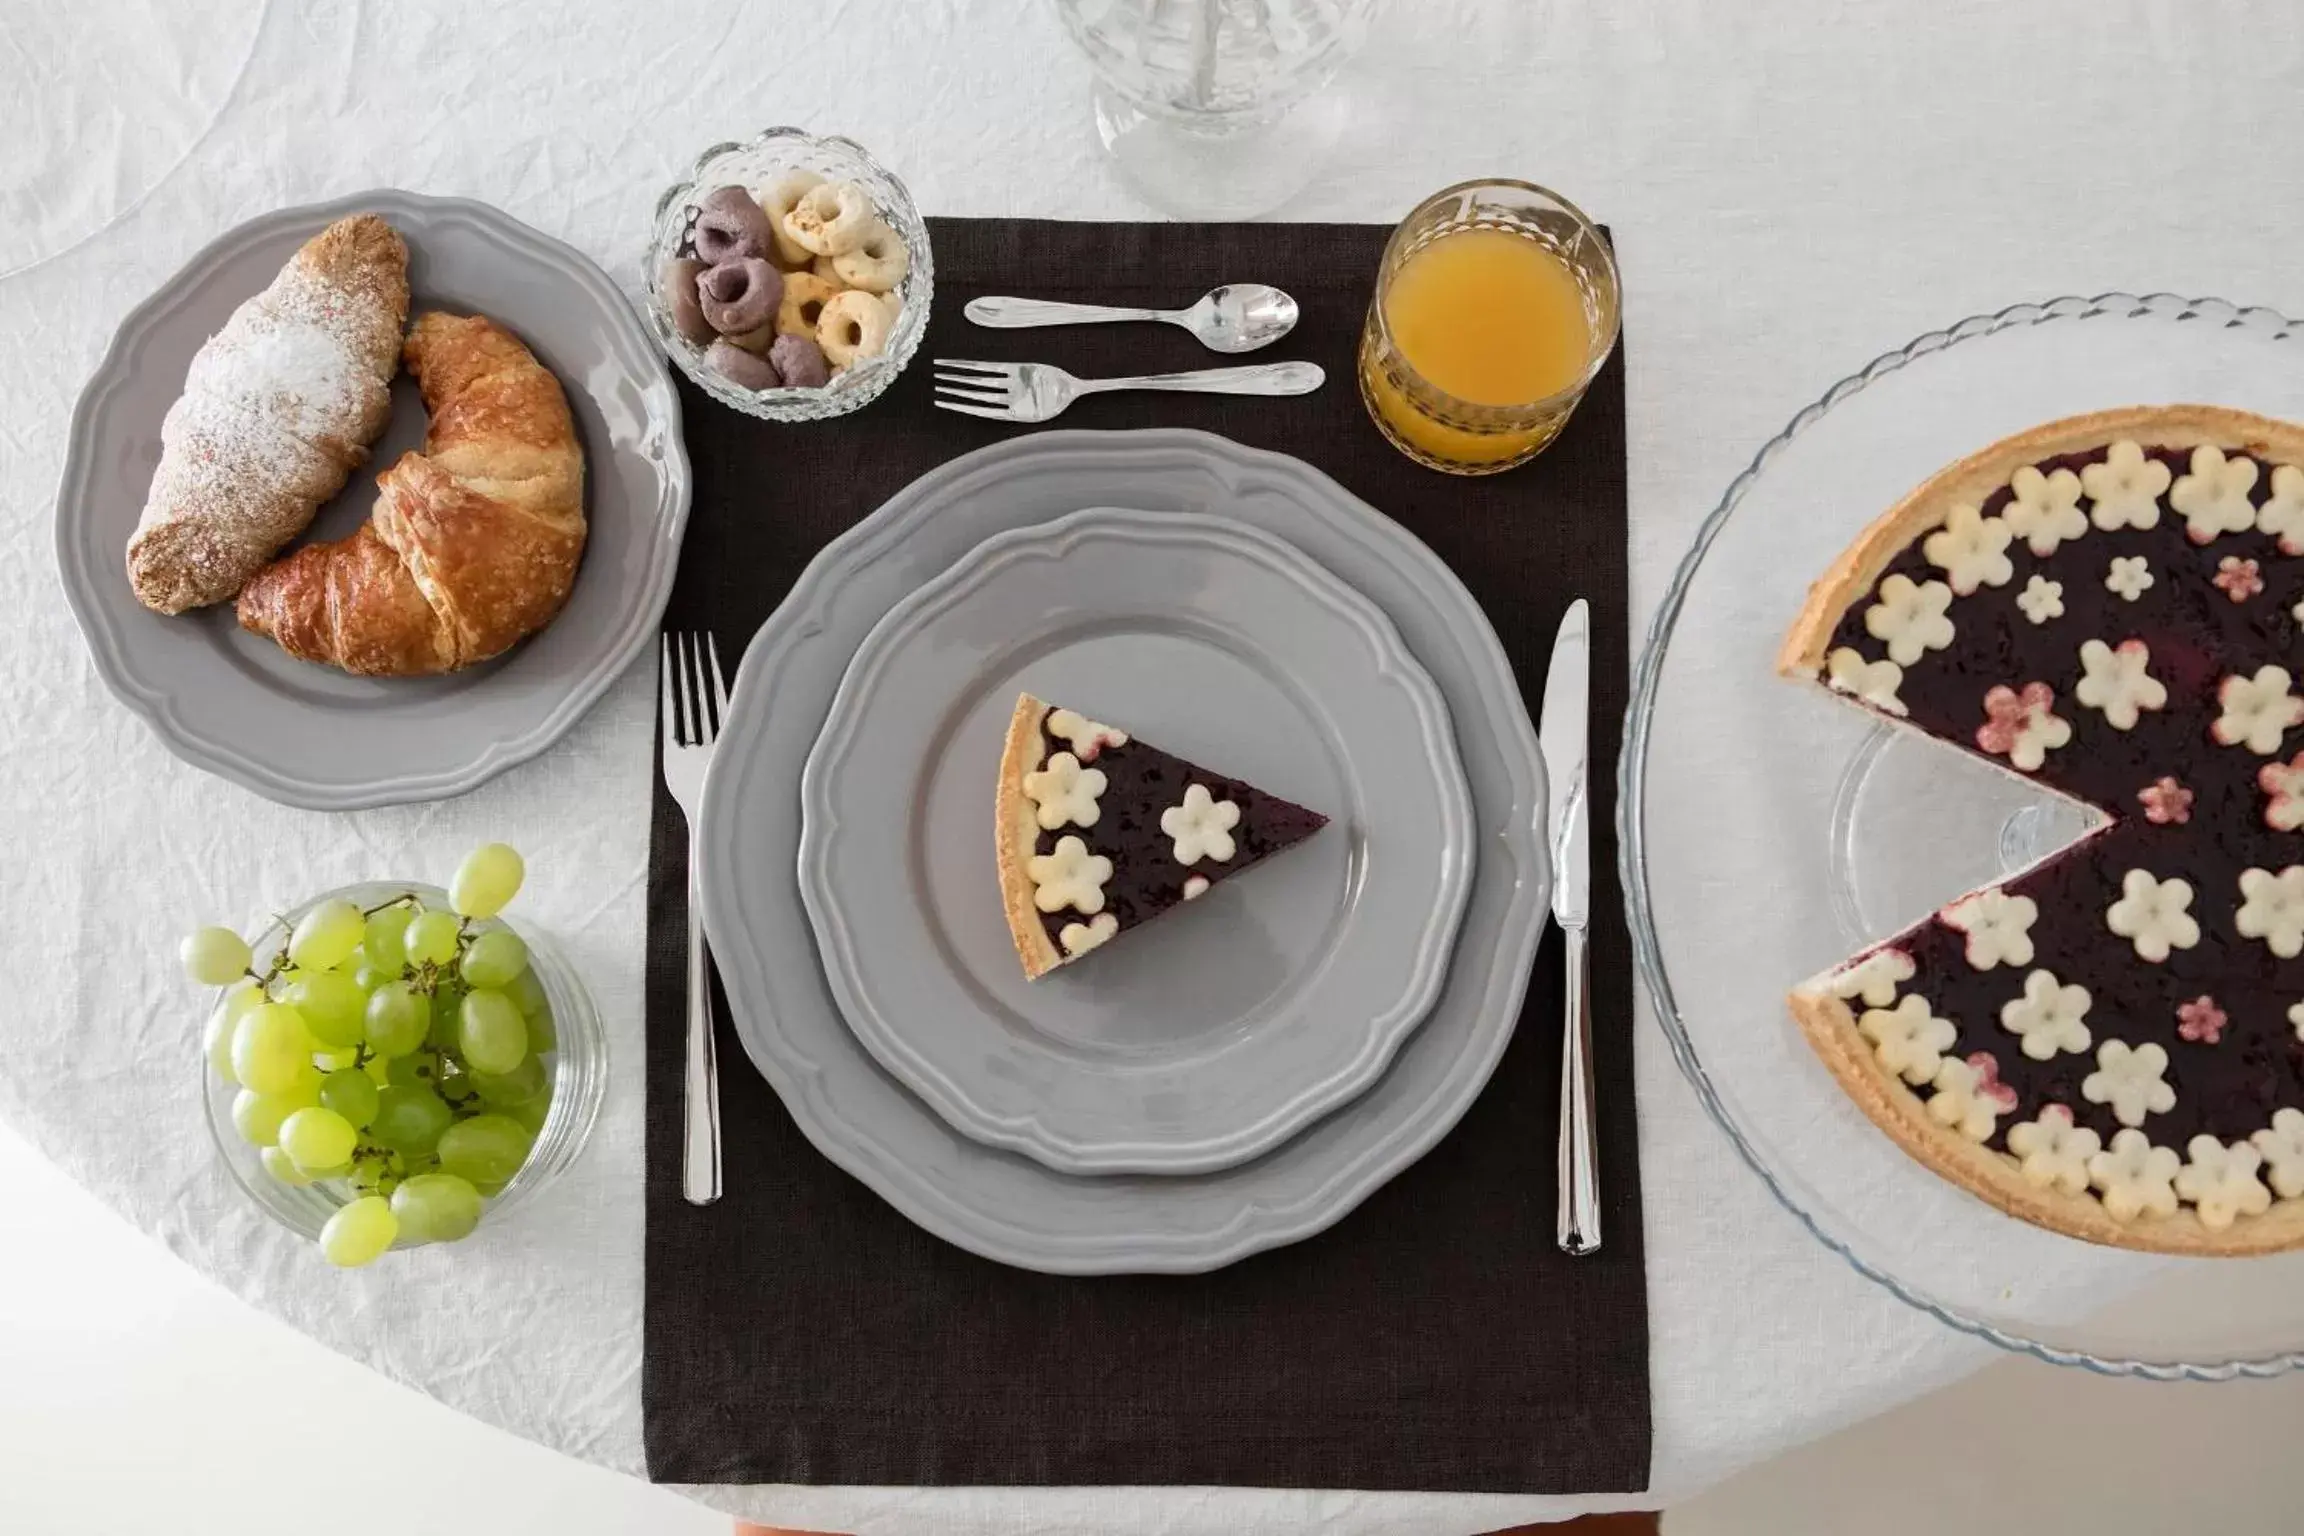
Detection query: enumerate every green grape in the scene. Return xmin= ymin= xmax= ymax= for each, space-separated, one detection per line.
xmin=311 ymin=1046 xmax=361 ymax=1073
xmin=279 ymin=1107 xmax=358 ymax=1172
xmin=288 ymin=898 xmax=366 ymax=972
xmin=525 ymin=1005 xmax=558 ymax=1056
xmin=438 ymin=1069 xmax=480 ymax=1110
xmin=230 ymin=1078 xmax=319 ymax=1147
xmin=386 ymin=1049 xmax=442 ymax=1089
xmin=350 ymin=965 xmax=387 ymax=991
xmin=369 ymin=1084 xmax=452 ymax=1156
xmin=318 ymin=1196 xmax=397 ymax=1267
xmin=471 ymin=1178 xmax=510 ymax=1199
xmin=508 ymin=1095 xmax=551 ymax=1136
xmin=231 ymin=1004 xmax=315 ymax=1095
xmin=202 ymin=982 xmax=262 ymax=1083
xmin=427 ymin=983 xmax=465 ymax=1052
xmin=363 ymin=1055 xmax=394 ymax=1087
xmin=284 ymin=971 xmax=369 ymax=1048
xmin=403 ymin=909 xmax=461 ymax=967
xmin=504 ymin=966 xmax=549 ymax=1017
xmin=391 ymin=1173 xmax=484 ymax=1243
xmin=319 ymin=1069 xmax=380 ymax=1129
xmin=458 ymin=990 xmax=527 ymax=1076
xmin=345 ymin=1150 xmax=398 ymax=1197
xmin=364 ymin=903 xmax=415 ymax=971
xmin=449 ymin=843 xmax=525 ymax=919
xmin=363 ymin=981 xmax=429 ymax=1058
xmin=260 ymin=1145 xmax=313 ymax=1187
xmin=180 ymin=926 xmax=252 ymax=986
xmin=458 ymin=928 xmax=529 ymax=989
xmin=469 ymin=1054 xmax=547 ymax=1108
xmin=435 ymin=1114 xmax=533 ymax=1185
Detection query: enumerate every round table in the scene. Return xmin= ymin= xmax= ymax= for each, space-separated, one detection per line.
xmin=7 ymin=2 xmax=2290 ymax=1530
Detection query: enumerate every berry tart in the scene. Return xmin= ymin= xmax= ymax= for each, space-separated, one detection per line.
xmin=996 ymin=694 xmax=1327 ymax=980
xmin=1780 ymin=405 xmax=2304 ymax=1255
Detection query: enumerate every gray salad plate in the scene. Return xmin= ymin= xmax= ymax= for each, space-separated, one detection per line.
xmin=797 ymin=507 xmax=1474 ymax=1176
xmin=55 ymin=189 xmax=691 ymax=810
xmin=698 ymin=430 xmax=1549 ymax=1275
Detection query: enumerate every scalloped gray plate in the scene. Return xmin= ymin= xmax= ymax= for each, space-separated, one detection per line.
xmin=698 ymin=430 xmax=1548 ymax=1274
xmin=55 ymin=189 xmax=691 ymax=809
xmin=797 ymin=507 xmax=1473 ymax=1176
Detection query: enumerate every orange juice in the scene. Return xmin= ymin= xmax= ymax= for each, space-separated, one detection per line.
xmin=1383 ymin=228 xmax=1592 ymax=406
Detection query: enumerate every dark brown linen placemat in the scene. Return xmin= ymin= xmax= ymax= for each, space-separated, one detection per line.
xmin=643 ymin=217 xmax=1648 ymax=1493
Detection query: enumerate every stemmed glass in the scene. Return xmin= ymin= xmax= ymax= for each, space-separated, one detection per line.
xmin=1049 ymin=0 xmax=1379 ymax=219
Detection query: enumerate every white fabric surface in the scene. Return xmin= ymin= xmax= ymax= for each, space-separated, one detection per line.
xmin=5 ymin=0 xmax=2299 ymax=1530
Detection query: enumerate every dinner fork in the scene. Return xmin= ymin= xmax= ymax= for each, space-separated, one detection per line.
xmin=660 ymin=631 xmax=728 ymax=1207
xmin=932 ymin=358 xmax=1324 ymax=423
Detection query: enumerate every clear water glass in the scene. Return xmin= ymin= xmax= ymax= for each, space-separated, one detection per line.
xmin=1050 ymin=0 xmax=1378 ymax=218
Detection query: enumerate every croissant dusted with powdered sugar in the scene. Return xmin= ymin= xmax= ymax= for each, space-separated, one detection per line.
xmin=126 ymin=214 xmax=408 ymax=614
xmin=235 ymin=312 xmax=587 ymax=676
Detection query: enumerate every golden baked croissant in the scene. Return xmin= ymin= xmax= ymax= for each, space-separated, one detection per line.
xmin=127 ymin=214 xmax=408 ymax=614
xmin=236 ymin=312 xmax=587 ymax=676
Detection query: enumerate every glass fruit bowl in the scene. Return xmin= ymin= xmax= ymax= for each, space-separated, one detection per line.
xmin=1624 ymin=293 xmax=2304 ymax=1378
xmin=643 ymin=127 xmax=933 ymax=422
xmin=201 ymin=880 xmax=604 ymax=1252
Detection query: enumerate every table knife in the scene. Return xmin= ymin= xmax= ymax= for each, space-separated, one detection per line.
xmin=1538 ymin=598 xmax=1601 ymax=1256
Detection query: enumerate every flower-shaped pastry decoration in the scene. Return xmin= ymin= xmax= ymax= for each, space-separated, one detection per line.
xmin=1998 ymin=969 xmax=2092 ymax=1061
xmin=1862 ymin=574 xmax=1956 ymax=665
xmin=1046 ymin=708 xmax=1129 ymax=762
xmin=1939 ymin=888 xmax=2037 ymax=970
xmin=1159 ymin=783 xmax=1240 ymax=866
xmin=1826 ymin=648 xmax=1906 ymax=715
xmin=1858 ymin=993 xmax=1957 ymax=1085
xmin=1022 ymin=751 xmax=1106 ymax=830
xmin=1027 ymin=835 xmax=1113 ymax=915
xmin=2171 ymin=443 xmax=2260 ymax=543
xmin=2250 ymin=1107 xmax=2304 ymax=1200
xmin=2291 ymin=1001 xmax=2304 ymax=1045
xmin=2259 ymin=463 xmax=2304 ymax=554
xmin=2214 ymin=555 xmax=2265 ymax=603
xmin=1922 ymin=502 xmax=2015 ymax=595
xmin=2236 ymin=864 xmax=2304 ymax=958
xmin=2074 ymin=639 xmax=2166 ymax=731
xmin=2212 ymin=666 xmax=2304 ymax=754
xmin=2259 ymin=754 xmax=2304 ymax=831
xmin=2002 ymin=464 xmax=2087 ymax=555
xmin=1927 ymin=1054 xmax=2009 ymax=1142
xmin=2137 ymin=776 xmax=2193 ymax=825
xmin=2104 ymin=554 xmax=2154 ymax=602
xmin=1975 ymin=682 xmax=2071 ymax=771
xmin=2015 ymin=575 xmax=2065 ymax=625
xmin=1058 ymin=913 xmax=1118 ymax=957
xmin=2104 ymin=868 xmax=2199 ymax=962
xmin=2175 ymin=995 xmax=2228 ymax=1045
xmin=2082 ymin=1039 xmax=2176 ymax=1128
xmin=2005 ymin=1104 xmax=2102 ymax=1196
xmin=2081 ymin=441 xmax=2172 ymax=531
xmin=2087 ymin=1128 xmax=2182 ymax=1221
xmin=1830 ymin=948 xmax=1915 ymax=1008
xmin=2174 ymin=1136 xmax=2272 ymax=1230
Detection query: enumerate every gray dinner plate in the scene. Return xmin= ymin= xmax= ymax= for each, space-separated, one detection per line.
xmin=55 ymin=190 xmax=691 ymax=809
xmin=797 ymin=507 xmax=1473 ymax=1176
xmin=698 ymin=430 xmax=1549 ymax=1274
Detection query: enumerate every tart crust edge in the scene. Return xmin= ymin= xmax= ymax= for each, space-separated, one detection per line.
xmin=996 ymin=693 xmax=1065 ymax=980
xmin=1776 ymin=402 xmax=2304 ymax=681
xmin=1789 ymin=984 xmax=2304 ymax=1255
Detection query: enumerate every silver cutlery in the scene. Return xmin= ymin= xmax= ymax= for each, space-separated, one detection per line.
xmin=964 ymin=284 xmax=1300 ymax=353
xmin=932 ymin=358 xmax=1324 ymax=424
xmin=1537 ymin=598 xmax=1600 ymax=1256
xmin=660 ymin=631 xmax=729 ymax=1208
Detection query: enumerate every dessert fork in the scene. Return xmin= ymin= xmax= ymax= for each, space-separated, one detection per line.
xmin=660 ymin=631 xmax=728 ymax=1207
xmin=932 ymin=358 xmax=1324 ymax=424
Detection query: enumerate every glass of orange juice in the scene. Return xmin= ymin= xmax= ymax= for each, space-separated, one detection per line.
xmin=1358 ymin=179 xmax=1620 ymax=475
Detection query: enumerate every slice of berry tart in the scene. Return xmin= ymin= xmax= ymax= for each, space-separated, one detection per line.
xmin=996 ymin=693 xmax=1328 ymax=980
xmin=1780 ymin=405 xmax=2304 ymax=1255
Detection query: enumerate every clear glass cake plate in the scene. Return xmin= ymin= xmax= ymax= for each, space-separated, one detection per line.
xmin=1624 ymin=294 xmax=2304 ymax=1378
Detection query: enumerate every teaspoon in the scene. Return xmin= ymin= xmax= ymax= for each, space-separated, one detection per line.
xmin=963 ymin=284 xmax=1300 ymax=354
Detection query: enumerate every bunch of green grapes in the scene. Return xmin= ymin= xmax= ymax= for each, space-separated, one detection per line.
xmin=185 ymin=843 xmax=554 ymax=1268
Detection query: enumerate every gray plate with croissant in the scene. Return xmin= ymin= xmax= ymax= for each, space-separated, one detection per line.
xmin=55 ymin=189 xmax=691 ymax=810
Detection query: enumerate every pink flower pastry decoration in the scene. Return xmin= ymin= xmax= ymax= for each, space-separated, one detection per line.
xmin=2138 ymin=776 xmax=2193 ymax=825
xmin=2177 ymin=995 xmax=2229 ymax=1045
xmin=2214 ymin=556 xmax=2265 ymax=602
xmin=1975 ymin=682 xmax=2071 ymax=771
xmin=1965 ymin=1051 xmax=2019 ymax=1113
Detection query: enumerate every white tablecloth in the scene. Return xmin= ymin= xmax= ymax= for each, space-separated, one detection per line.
xmin=6 ymin=1 xmax=2295 ymax=1530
